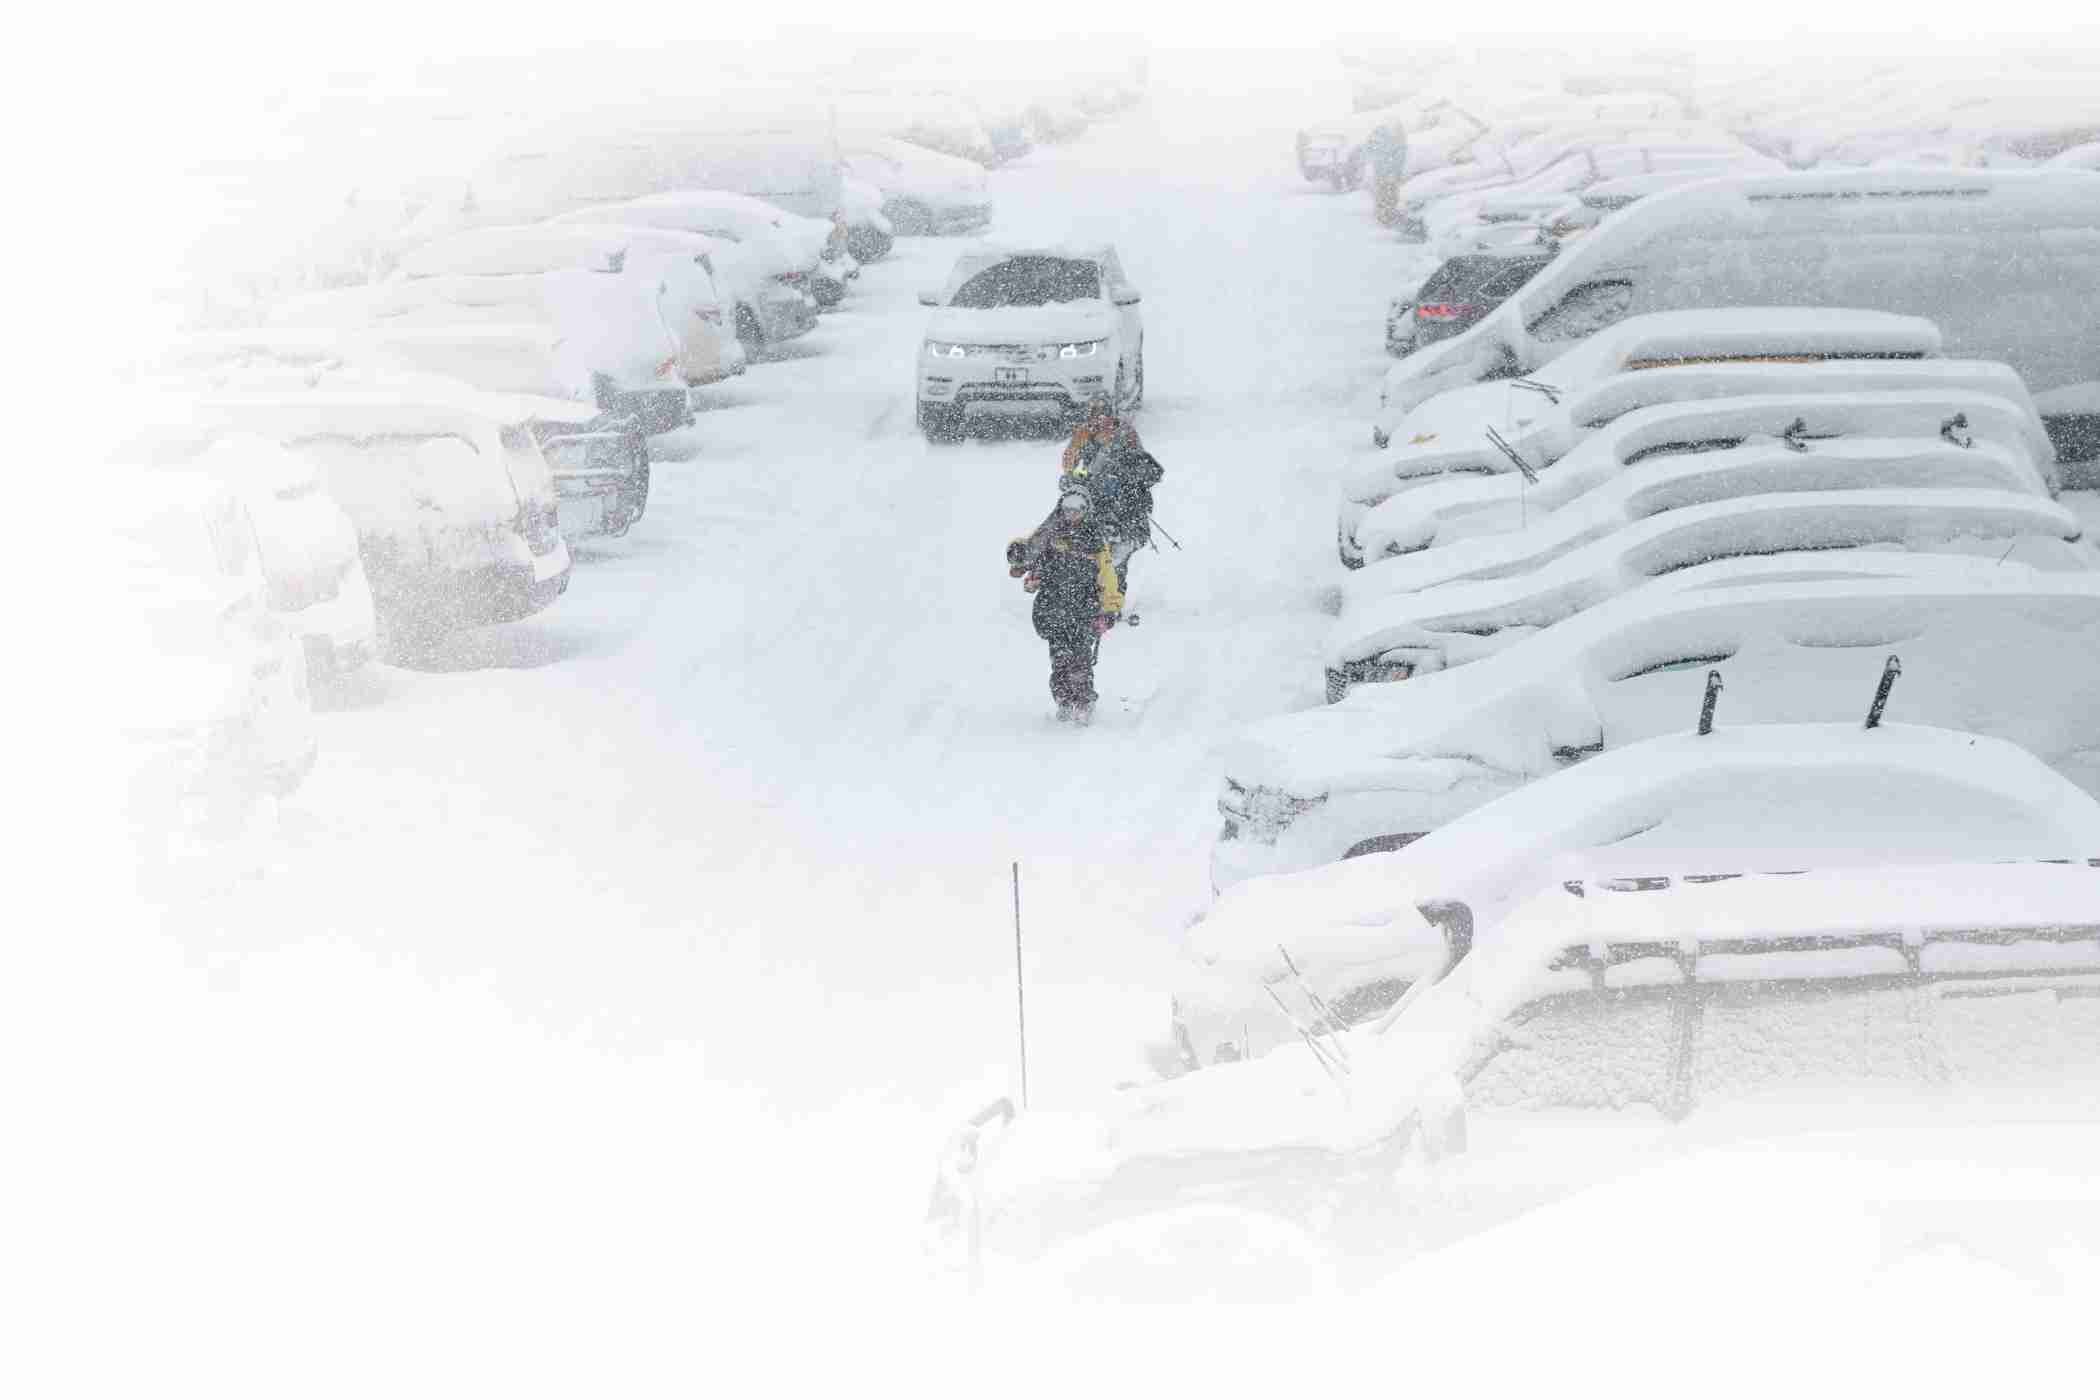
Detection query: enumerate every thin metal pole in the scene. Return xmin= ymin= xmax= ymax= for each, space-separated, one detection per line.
xmin=1012 ymin=861 xmax=1029 ymax=1109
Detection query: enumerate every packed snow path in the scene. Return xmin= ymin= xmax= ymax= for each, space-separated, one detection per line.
xmin=151 ymin=51 xmax=1435 ymax=1312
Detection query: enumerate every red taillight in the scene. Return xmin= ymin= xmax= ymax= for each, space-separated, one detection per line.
xmin=1416 ymin=302 xmax=1474 ymax=322
xmin=777 ymin=272 xmax=805 ymax=285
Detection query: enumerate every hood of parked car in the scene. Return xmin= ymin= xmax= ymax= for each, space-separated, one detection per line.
xmin=925 ymin=303 xmax=1118 ymax=345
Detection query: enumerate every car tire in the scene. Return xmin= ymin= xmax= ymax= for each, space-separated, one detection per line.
xmin=918 ymin=400 xmax=964 ymax=442
xmin=735 ymin=305 xmax=764 ymax=347
xmin=889 ymin=199 xmax=934 ymax=236
xmin=1324 ymin=668 xmax=1350 ymax=705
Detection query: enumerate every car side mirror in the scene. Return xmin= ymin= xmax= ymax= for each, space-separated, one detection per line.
xmin=918 ymin=290 xmax=942 ymax=307
xmin=1113 ymin=289 xmax=1142 ymax=306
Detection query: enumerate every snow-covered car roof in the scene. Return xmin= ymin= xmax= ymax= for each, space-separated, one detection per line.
xmin=184 ymin=380 xmax=588 ymax=442
xmin=1382 ymin=168 xmax=2100 ymax=419
xmin=551 ymin=192 xmax=829 ymax=265
xmin=2048 ymin=141 xmax=2100 ymax=170
xmin=395 ymin=221 xmax=722 ymax=282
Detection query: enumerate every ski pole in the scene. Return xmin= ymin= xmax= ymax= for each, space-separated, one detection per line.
xmin=1151 ymin=516 xmax=1183 ymax=550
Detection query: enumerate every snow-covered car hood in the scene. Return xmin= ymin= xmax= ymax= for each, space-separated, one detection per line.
xmin=925 ymin=302 xmax=1117 ymax=344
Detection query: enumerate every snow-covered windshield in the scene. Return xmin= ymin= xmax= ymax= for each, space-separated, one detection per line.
xmin=949 ymin=255 xmax=1102 ymax=308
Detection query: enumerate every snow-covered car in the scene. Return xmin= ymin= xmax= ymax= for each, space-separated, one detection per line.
xmin=185 ymin=386 xmax=574 ymax=644
xmin=840 ymin=137 xmax=993 ymax=236
xmin=1376 ymin=169 xmax=2100 ymax=471
xmin=1369 ymin=303 xmax=1955 ymax=450
xmin=935 ymin=724 xmax=2100 ymax=1293
xmin=119 ymin=471 xmax=318 ymax=848
xmin=1387 ymin=251 xmax=1552 ymax=358
xmin=2048 ymin=141 xmax=2100 ymax=171
xmin=1329 ymin=484 xmax=2080 ymax=699
xmin=1346 ymin=386 xmax=2061 ymax=588
xmin=275 ymin=230 xmax=707 ymax=435
xmin=1348 ymin=369 xmax=2057 ymax=566
xmin=915 ymin=245 xmax=1145 ymax=440
xmin=839 ymin=176 xmax=895 ymax=262
xmin=454 ymin=118 xmax=845 ymax=229
xmin=1214 ymin=564 xmax=2100 ymax=888
xmin=187 ymin=434 xmax=377 ymax=678
xmin=554 ymin=191 xmax=850 ymax=313
xmin=392 ymin=222 xmax=744 ymax=423
xmin=1351 ymin=308 xmax=2009 ymax=563
xmin=1181 ymin=722 xmax=2100 ymax=1065
xmin=159 ymin=328 xmax=656 ymax=544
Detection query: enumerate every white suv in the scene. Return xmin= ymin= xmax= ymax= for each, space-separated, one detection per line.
xmin=915 ymin=243 xmax=1144 ymax=441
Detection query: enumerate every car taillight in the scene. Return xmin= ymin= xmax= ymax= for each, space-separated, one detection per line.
xmin=1416 ymin=302 xmax=1474 ymax=322
xmin=777 ymin=272 xmax=805 ymax=285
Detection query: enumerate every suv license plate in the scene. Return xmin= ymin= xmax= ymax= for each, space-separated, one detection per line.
xmin=995 ymin=367 xmax=1028 ymax=385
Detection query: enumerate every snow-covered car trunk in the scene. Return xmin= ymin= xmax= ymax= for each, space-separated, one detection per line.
xmin=119 ymin=474 xmax=318 ymax=858
xmin=1378 ymin=170 xmax=2100 ymax=471
xmin=187 ymin=392 xmax=573 ymax=640
xmin=1348 ymin=364 xmax=2055 ymax=565
xmin=1215 ymin=567 xmax=2100 ymax=889
xmin=189 ymin=434 xmax=376 ymax=677
xmin=840 ymin=137 xmax=994 ymax=236
xmin=270 ymin=265 xmax=697 ymax=435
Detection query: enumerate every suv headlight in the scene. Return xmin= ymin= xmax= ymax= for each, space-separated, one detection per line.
xmin=925 ymin=340 xmax=968 ymax=359
xmin=1056 ymin=339 xmax=1105 ymax=360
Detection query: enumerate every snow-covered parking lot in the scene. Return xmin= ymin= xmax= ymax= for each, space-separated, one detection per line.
xmin=82 ymin=28 xmax=2100 ymax=1387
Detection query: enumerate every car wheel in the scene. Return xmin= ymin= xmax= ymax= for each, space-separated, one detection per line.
xmin=1324 ymin=668 xmax=1350 ymax=705
xmin=735 ymin=305 xmax=764 ymax=347
xmin=890 ymin=199 xmax=934 ymax=236
xmin=918 ymin=400 xmax=964 ymax=442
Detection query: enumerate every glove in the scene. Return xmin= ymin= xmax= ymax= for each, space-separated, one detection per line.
xmin=1005 ymin=540 xmax=1027 ymax=568
xmin=1092 ymin=613 xmax=1117 ymax=636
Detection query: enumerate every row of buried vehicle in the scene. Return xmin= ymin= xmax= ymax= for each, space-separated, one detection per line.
xmin=118 ymin=71 xmax=1149 ymax=866
xmin=929 ymin=73 xmax=2100 ymax=1290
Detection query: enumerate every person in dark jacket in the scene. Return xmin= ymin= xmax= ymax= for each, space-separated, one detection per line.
xmin=1366 ymin=119 xmax=1409 ymax=227
xmin=1058 ymin=396 xmax=1163 ymax=594
xmin=1007 ymin=487 xmax=1124 ymax=724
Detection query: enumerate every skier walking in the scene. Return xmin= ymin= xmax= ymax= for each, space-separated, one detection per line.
xmin=1058 ymin=396 xmax=1164 ymax=596
xmin=1007 ymin=486 xmax=1123 ymax=724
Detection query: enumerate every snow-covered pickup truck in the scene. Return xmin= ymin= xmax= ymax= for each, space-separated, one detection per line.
xmin=1371 ymin=168 xmax=2100 ymax=478
xmin=928 ymin=726 xmax=2100 ymax=1299
xmin=1215 ymin=562 xmax=2100 ymax=889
